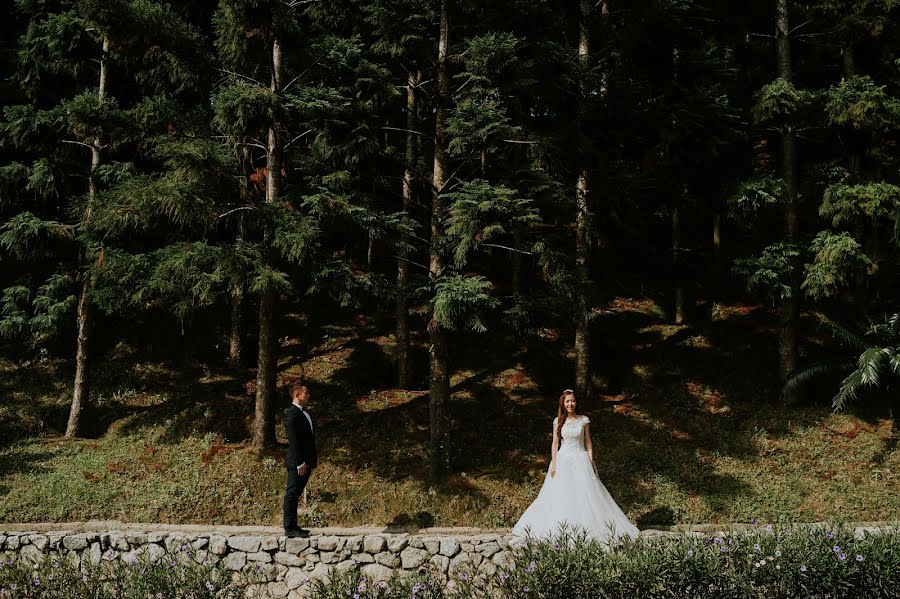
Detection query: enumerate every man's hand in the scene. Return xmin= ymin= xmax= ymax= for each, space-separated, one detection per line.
xmin=550 ymin=463 xmax=556 ymax=478
xmin=297 ymin=463 xmax=308 ymax=476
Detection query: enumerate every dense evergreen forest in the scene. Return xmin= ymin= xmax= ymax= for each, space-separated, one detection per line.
xmin=1 ymin=0 xmax=899 ymax=510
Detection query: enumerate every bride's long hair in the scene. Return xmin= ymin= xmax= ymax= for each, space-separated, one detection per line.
xmin=556 ymin=389 xmax=576 ymax=447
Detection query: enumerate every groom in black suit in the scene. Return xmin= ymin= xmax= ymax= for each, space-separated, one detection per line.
xmin=283 ymin=381 xmax=317 ymax=538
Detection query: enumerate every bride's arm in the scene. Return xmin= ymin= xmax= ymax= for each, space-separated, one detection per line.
xmin=584 ymin=422 xmax=597 ymax=474
xmin=550 ymin=419 xmax=559 ymax=477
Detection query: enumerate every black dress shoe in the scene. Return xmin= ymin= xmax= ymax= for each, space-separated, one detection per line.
xmin=285 ymin=528 xmax=309 ymax=538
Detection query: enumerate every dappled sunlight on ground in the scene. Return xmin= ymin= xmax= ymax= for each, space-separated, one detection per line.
xmin=2 ymin=299 xmax=899 ymax=528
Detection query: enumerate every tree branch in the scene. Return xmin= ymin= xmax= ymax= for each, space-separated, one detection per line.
xmin=61 ymin=140 xmax=93 ymax=150
xmin=218 ymin=206 xmax=255 ymax=219
xmin=381 ymin=126 xmax=432 ymax=139
xmin=393 ymin=254 xmax=431 ymax=273
xmin=480 ymin=243 xmax=532 ymax=256
xmin=283 ymin=130 xmax=314 ymax=150
xmin=216 ymin=68 xmax=265 ymax=87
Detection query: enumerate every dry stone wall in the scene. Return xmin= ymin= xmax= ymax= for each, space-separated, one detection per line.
xmin=0 ymin=527 xmax=519 ymax=598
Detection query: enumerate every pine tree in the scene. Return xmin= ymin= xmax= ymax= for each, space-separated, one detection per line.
xmin=1 ymin=0 xmax=207 ymax=436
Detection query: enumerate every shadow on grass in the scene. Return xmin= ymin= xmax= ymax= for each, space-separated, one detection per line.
xmin=0 ymin=444 xmax=55 ymax=497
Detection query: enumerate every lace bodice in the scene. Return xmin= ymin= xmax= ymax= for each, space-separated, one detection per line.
xmin=556 ymin=415 xmax=590 ymax=452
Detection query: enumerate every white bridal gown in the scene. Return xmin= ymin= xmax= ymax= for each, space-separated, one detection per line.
xmin=512 ymin=415 xmax=640 ymax=543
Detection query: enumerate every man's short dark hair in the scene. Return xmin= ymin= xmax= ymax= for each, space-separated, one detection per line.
xmin=289 ymin=381 xmax=307 ymax=396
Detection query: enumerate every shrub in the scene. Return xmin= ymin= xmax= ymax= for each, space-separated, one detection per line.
xmin=310 ymin=523 xmax=900 ymax=599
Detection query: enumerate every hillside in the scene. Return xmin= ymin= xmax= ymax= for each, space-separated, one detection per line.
xmin=2 ymin=297 xmax=898 ymax=528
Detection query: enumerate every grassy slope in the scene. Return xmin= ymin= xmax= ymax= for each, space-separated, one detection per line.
xmin=1 ymin=298 xmax=898 ymax=528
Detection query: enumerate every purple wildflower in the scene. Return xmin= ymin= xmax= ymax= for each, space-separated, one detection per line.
xmin=206 ymin=581 xmax=215 ymax=592
xmin=765 ymin=524 xmax=773 ymax=533
xmin=774 ymin=550 xmax=781 ymax=557
xmin=500 ymin=572 xmax=510 ymax=581
xmin=713 ymin=537 xmax=723 ymax=545
xmin=753 ymin=544 xmax=761 ymax=551
xmin=839 ymin=553 xmax=847 ymax=561
xmin=800 ymin=565 xmax=807 ymax=572
xmin=752 ymin=517 xmax=759 ymax=525
xmin=833 ymin=546 xmax=841 ymax=553
xmin=719 ymin=545 xmax=727 ymax=552
xmin=686 ymin=550 xmax=694 ymax=558
xmin=523 ymin=586 xmax=530 ymax=592
xmin=856 ymin=555 xmax=864 ymax=562
xmin=826 ymin=531 xmax=835 ymax=540
xmin=524 ymin=560 xmax=536 ymax=573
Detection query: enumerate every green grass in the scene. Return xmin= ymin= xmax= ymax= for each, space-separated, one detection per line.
xmin=1 ymin=299 xmax=899 ymax=527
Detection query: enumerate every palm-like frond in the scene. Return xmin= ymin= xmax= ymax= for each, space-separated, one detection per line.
xmin=781 ymin=360 xmax=856 ymax=401
xmin=889 ymin=313 xmax=900 ymax=339
xmin=814 ymin=313 xmax=870 ymax=353
xmin=833 ymin=369 xmax=864 ymax=412
xmin=832 ymin=347 xmax=887 ymax=411
xmin=888 ymin=352 xmax=900 ymax=377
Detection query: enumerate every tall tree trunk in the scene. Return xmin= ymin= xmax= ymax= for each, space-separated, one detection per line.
xmin=673 ymin=206 xmax=686 ymax=324
xmin=396 ymin=70 xmax=419 ymax=389
xmin=429 ymin=2 xmax=452 ymax=479
xmin=66 ymin=35 xmax=108 ymax=438
xmin=229 ymin=281 xmax=244 ymax=366
xmin=574 ymin=0 xmax=592 ymax=402
xmin=230 ymin=144 xmax=249 ymax=368
xmin=712 ymin=211 xmax=722 ymax=266
xmin=229 ymin=207 xmax=246 ymax=367
xmin=776 ymin=0 xmax=800 ymax=384
xmin=671 ymin=46 xmax=687 ymax=325
xmin=841 ymin=43 xmax=855 ymax=79
xmin=252 ymin=36 xmax=282 ymax=450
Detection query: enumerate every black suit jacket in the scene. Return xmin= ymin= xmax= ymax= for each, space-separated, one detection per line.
xmin=284 ymin=404 xmax=317 ymax=470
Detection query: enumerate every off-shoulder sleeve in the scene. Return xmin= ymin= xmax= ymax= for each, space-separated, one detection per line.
xmin=583 ymin=416 xmax=590 ymax=424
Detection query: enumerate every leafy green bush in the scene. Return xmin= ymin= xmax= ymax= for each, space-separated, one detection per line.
xmin=310 ymin=569 xmax=447 ymax=599
xmin=502 ymin=524 xmax=900 ymax=599
xmin=311 ymin=524 xmax=900 ymax=599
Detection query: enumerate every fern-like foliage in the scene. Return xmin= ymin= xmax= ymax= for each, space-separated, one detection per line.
xmin=824 ymin=75 xmax=900 ymax=131
xmin=727 ymin=175 xmax=785 ymax=224
xmin=429 ymin=274 xmax=500 ymax=333
xmin=733 ymin=242 xmax=800 ymax=305
xmin=445 ymin=179 xmax=539 ymax=268
xmin=0 ymin=283 xmax=33 ymax=340
xmin=30 ymin=273 xmax=76 ymax=336
xmin=446 ymin=95 xmax=518 ymax=159
xmin=820 ymin=182 xmax=900 ymax=226
xmin=802 ymin=231 xmax=872 ymax=301
xmin=752 ymin=78 xmax=814 ymax=126
xmin=0 ymin=212 xmax=73 ymax=259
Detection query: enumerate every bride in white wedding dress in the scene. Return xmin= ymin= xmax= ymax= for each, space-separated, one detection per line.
xmin=512 ymin=389 xmax=639 ymax=544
